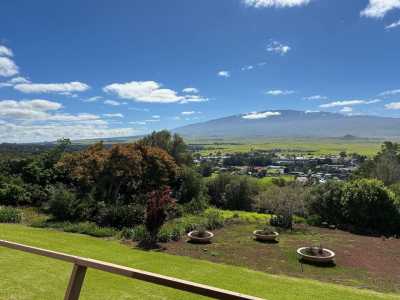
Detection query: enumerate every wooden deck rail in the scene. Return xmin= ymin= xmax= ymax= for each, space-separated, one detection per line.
xmin=0 ymin=240 xmax=264 ymax=300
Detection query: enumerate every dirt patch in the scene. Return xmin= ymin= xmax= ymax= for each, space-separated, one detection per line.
xmin=158 ymin=222 xmax=400 ymax=294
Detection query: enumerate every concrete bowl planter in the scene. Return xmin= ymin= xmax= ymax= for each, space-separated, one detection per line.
xmin=187 ymin=230 xmax=214 ymax=244
xmin=297 ymin=247 xmax=335 ymax=264
xmin=253 ymin=230 xmax=279 ymax=242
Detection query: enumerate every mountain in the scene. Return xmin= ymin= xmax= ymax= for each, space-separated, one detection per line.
xmin=173 ymin=110 xmax=400 ymax=139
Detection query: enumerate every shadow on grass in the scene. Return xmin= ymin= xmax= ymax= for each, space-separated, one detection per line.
xmin=299 ymin=259 xmax=336 ymax=268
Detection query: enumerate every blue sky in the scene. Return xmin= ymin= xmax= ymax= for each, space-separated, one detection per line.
xmin=1 ymin=0 xmax=400 ymax=142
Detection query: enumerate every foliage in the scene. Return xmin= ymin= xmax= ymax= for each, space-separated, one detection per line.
xmin=207 ymin=174 xmax=259 ymax=210
xmin=223 ymin=152 xmax=274 ymax=167
xmin=254 ymin=183 xmax=306 ymax=230
xmin=145 ymin=187 xmax=175 ymax=244
xmin=306 ymin=181 xmax=345 ymax=225
xmin=0 ymin=176 xmax=30 ymax=206
xmin=47 ymin=184 xmax=83 ymax=221
xmin=96 ymin=203 xmax=145 ymax=230
xmin=138 ymin=130 xmax=192 ymax=165
xmin=355 ymin=142 xmax=400 ymax=186
xmin=0 ymin=206 xmax=22 ymax=223
xmin=342 ymin=179 xmax=400 ymax=234
xmin=33 ymin=221 xmax=117 ymax=237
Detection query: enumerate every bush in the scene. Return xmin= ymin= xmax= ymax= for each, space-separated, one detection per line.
xmin=306 ymin=214 xmax=322 ymax=226
xmin=342 ymin=179 xmax=400 ymax=235
xmin=48 ymin=184 xmax=82 ymax=221
xmin=204 ymin=209 xmax=224 ymax=230
xmin=34 ymin=221 xmax=116 ymax=237
xmin=97 ymin=204 xmax=145 ymax=229
xmin=306 ymin=181 xmax=345 ymax=225
xmin=0 ymin=206 xmax=22 ymax=223
xmin=0 ymin=177 xmax=30 ymax=206
xmin=128 ymin=225 xmax=149 ymax=242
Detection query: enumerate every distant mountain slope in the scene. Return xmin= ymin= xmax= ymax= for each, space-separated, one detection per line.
xmin=173 ymin=110 xmax=400 ymax=139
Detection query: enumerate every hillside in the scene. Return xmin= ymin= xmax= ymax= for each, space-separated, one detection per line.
xmin=0 ymin=224 xmax=399 ymax=300
xmin=173 ymin=110 xmax=400 ymax=139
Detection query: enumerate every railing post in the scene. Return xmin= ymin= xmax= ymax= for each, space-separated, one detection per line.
xmin=64 ymin=264 xmax=87 ymax=300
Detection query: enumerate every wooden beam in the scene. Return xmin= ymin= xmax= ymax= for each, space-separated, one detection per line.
xmin=64 ymin=264 xmax=87 ymax=300
xmin=0 ymin=240 xmax=264 ymax=300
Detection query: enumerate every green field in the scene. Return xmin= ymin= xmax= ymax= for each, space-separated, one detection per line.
xmin=0 ymin=224 xmax=399 ymax=300
xmin=191 ymin=138 xmax=388 ymax=157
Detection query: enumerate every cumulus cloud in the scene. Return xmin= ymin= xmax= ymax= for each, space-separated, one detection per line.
xmin=303 ymin=95 xmax=328 ymax=100
xmin=104 ymin=81 xmax=209 ymax=104
xmin=266 ymin=89 xmax=295 ymax=96
xmin=267 ymin=40 xmax=291 ymax=55
xmin=182 ymin=87 xmax=199 ymax=93
xmin=385 ymin=102 xmax=400 ymax=109
xmin=104 ymin=81 xmax=184 ymax=103
xmin=0 ymin=57 xmax=19 ymax=77
xmin=104 ymin=100 xmax=120 ymax=106
xmin=320 ymin=99 xmax=380 ymax=108
xmin=243 ymin=0 xmax=311 ymax=8
xmin=0 ymin=45 xmax=13 ymax=57
xmin=385 ymin=19 xmax=400 ymax=29
xmin=361 ymin=0 xmax=400 ymax=18
xmin=380 ymin=88 xmax=400 ymax=96
xmin=242 ymin=111 xmax=281 ymax=119
xmin=217 ymin=71 xmax=230 ymax=78
xmin=14 ymin=81 xmax=90 ymax=94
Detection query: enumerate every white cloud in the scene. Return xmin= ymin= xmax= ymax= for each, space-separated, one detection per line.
xmin=128 ymin=107 xmax=150 ymax=112
xmin=14 ymin=81 xmax=90 ymax=94
xmin=152 ymin=115 xmax=160 ymax=119
xmin=0 ymin=45 xmax=13 ymax=57
xmin=144 ymin=119 xmax=160 ymax=122
xmin=104 ymin=100 xmax=120 ymax=106
xmin=103 ymin=81 xmax=187 ymax=103
xmin=385 ymin=19 xmax=400 ymax=29
xmin=242 ymin=111 xmax=281 ymax=119
xmin=320 ymin=99 xmax=380 ymax=108
xmin=380 ymin=88 xmax=400 ymax=96
xmin=385 ymin=102 xmax=400 ymax=109
xmin=84 ymin=96 xmax=103 ymax=102
xmin=340 ymin=106 xmax=353 ymax=113
xmin=181 ymin=111 xmax=195 ymax=115
xmin=243 ymin=0 xmax=311 ymax=8
xmin=9 ymin=76 xmax=30 ymax=84
xmin=129 ymin=121 xmax=146 ymax=125
xmin=182 ymin=87 xmax=199 ymax=93
xmin=103 ymin=113 xmax=124 ymax=118
xmin=267 ymin=41 xmax=291 ymax=55
xmin=303 ymin=95 xmax=328 ymax=100
xmin=266 ymin=89 xmax=295 ymax=96
xmin=179 ymin=95 xmax=209 ymax=104
xmin=241 ymin=65 xmax=254 ymax=71
xmin=361 ymin=0 xmax=400 ymax=18
xmin=0 ymin=57 xmax=19 ymax=77
xmin=218 ymin=70 xmax=230 ymax=78
xmin=305 ymin=110 xmax=320 ymax=113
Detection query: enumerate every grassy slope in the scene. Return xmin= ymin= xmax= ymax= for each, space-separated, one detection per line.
xmin=0 ymin=225 xmax=399 ymax=300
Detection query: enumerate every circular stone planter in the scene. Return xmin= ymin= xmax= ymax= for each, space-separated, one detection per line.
xmin=187 ymin=231 xmax=214 ymax=244
xmin=297 ymin=247 xmax=335 ymax=264
xmin=253 ymin=230 xmax=279 ymax=242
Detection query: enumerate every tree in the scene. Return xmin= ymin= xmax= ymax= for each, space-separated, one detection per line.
xmin=253 ymin=183 xmax=306 ymax=230
xmin=58 ymin=143 xmax=178 ymax=205
xmin=342 ymin=179 xmax=400 ymax=234
xmin=306 ymin=181 xmax=345 ymax=225
xmin=145 ymin=187 xmax=175 ymax=245
xmin=138 ymin=130 xmax=192 ymax=165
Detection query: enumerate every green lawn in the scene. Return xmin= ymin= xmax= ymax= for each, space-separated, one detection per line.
xmin=0 ymin=224 xmax=399 ymax=300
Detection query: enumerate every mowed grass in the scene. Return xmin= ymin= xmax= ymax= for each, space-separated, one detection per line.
xmin=0 ymin=225 xmax=399 ymax=300
xmin=193 ymin=138 xmax=386 ymax=157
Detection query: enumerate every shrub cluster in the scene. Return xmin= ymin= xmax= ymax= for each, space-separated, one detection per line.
xmin=0 ymin=206 xmax=22 ymax=223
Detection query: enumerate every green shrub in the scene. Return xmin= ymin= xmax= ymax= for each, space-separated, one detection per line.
xmin=204 ymin=209 xmax=224 ymax=230
xmin=0 ymin=206 xmax=22 ymax=223
xmin=33 ymin=221 xmax=116 ymax=237
xmin=48 ymin=184 xmax=82 ymax=221
xmin=342 ymin=179 xmax=400 ymax=234
xmin=306 ymin=214 xmax=322 ymax=226
xmin=97 ymin=204 xmax=145 ymax=229
xmin=129 ymin=225 xmax=149 ymax=242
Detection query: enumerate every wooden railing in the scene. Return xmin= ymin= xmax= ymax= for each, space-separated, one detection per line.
xmin=0 ymin=240 xmax=264 ymax=300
